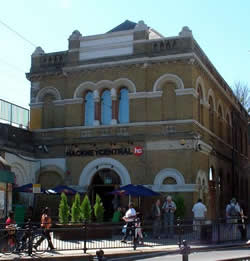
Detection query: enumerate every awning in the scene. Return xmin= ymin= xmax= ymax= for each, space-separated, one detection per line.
xmin=0 ymin=170 xmax=15 ymax=183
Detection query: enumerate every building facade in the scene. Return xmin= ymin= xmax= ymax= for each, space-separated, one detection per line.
xmin=26 ymin=20 xmax=248 ymax=219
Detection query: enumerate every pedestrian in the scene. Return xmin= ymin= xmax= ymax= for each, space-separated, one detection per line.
xmin=121 ymin=203 xmax=136 ymax=243
xmin=135 ymin=213 xmax=144 ymax=244
xmin=192 ymin=199 xmax=207 ymax=235
xmin=33 ymin=207 xmax=55 ymax=251
xmin=226 ymin=198 xmax=241 ymax=237
xmin=238 ymin=204 xmax=248 ymax=241
xmin=151 ymin=199 xmax=161 ymax=239
xmin=5 ymin=211 xmax=16 ymax=250
xmin=162 ymin=195 xmax=176 ymax=238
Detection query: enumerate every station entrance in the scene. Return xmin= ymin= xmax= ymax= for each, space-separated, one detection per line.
xmin=89 ymin=168 xmax=121 ymax=221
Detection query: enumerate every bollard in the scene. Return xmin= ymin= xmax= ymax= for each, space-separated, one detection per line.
xmin=132 ymin=221 xmax=137 ymax=250
xmin=83 ymin=220 xmax=87 ymax=254
xmin=177 ymin=217 xmax=181 ymax=248
xmin=180 ymin=240 xmax=190 ymax=261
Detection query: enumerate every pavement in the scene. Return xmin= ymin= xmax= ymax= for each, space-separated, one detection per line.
xmin=0 ymin=240 xmax=249 ymax=261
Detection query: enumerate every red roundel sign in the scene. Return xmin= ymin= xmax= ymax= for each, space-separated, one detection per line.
xmin=133 ymin=146 xmax=143 ymax=156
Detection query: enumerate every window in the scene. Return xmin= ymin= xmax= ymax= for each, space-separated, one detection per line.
xmin=84 ymin=91 xmax=94 ymax=126
xmin=209 ymin=96 xmax=214 ymax=132
xmin=101 ymin=90 xmax=112 ymax=125
xmin=118 ymin=88 xmax=129 ymax=123
xmin=218 ymin=106 xmax=223 ymax=139
xmin=197 ymin=85 xmax=203 ymax=124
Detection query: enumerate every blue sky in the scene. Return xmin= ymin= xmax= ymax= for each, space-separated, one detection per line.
xmin=0 ymin=0 xmax=250 ymax=109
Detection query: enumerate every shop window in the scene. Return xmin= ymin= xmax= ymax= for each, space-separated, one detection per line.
xmin=101 ymin=90 xmax=112 ymax=125
xmin=84 ymin=91 xmax=94 ymax=126
xmin=118 ymin=88 xmax=129 ymax=124
xmin=163 ymin=177 xmax=177 ymax=185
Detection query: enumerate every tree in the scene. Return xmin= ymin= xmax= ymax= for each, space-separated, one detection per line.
xmin=58 ymin=192 xmax=70 ymax=224
xmin=173 ymin=195 xmax=186 ymax=219
xmin=94 ymin=194 xmax=105 ymax=222
xmin=71 ymin=193 xmax=81 ymax=223
xmin=232 ymin=81 xmax=250 ymax=112
xmin=80 ymin=194 xmax=92 ymax=222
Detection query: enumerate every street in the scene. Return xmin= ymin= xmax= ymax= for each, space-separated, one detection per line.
xmin=109 ymin=247 xmax=250 ymax=261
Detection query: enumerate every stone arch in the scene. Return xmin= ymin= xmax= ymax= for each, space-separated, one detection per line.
xmin=153 ymin=73 xmax=184 ymax=92
xmin=195 ymin=76 xmax=206 ymax=102
xmin=207 ymin=89 xmax=216 ymax=111
xmin=74 ymin=82 xmax=96 ymax=98
xmin=154 ymin=168 xmax=185 ymax=186
xmin=113 ymin=78 xmax=136 ymax=93
xmin=225 ymin=108 xmax=232 ymax=126
xmin=11 ymin=162 xmax=28 ymax=186
xmin=217 ymin=100 xmax=225 ymax=120
xmin=96 ymin=80 xmax=114 ymax=91
xmin=35 ymin=165 xmax=65 ymax=183
xmin=79 ymin=157 xmax=131 ymax=189
xmin=36 ymin=86 xmax=61 ymax=102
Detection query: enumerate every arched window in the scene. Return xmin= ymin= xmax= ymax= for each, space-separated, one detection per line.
xmin=84 ymin=91 xmax=94 ymax=126
xmin=42 ymin=94 xmax=55 ymax=128
xmin=101 ymin=90 xmax=112 ymax=125
xmin=218 ymin=106 xmax=223 ymax=139
xmin=118 ymin=88 xmax=129 ymax=123
xmin=209 ymin=166 xmax=214 ymax=181
xmin=197 ymin=85 xmax=203 ymax=124
xmin=209 ymin=96 xmax=214 ymax=132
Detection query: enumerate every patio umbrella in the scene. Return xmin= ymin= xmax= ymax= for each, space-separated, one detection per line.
xmin=14 ymin=183 xmax=45 ymax=193
xmin=46 ymin=185 xmax=78 ymax=195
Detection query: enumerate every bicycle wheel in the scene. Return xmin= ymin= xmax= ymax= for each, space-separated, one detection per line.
xmin=33 ymin=234 xmax=48 ymax=251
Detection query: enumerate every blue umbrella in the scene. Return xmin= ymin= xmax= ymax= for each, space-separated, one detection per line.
xmin=110 ymin=184 xmax=159 ymax=197
xmin=46 ymin=185 xmax=78 ymax=195
xmin=14 ymin=183 xmax=45 ymax=193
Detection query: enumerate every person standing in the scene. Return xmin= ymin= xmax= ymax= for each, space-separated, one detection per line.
xmin=5 ymin=211 xmax=16 ymax=250
xmin=34 ymin=207 xmax=55 ymax=251
xmin=121 ymin=203 xmax=136 ymax=243
xmin=151 ymin=199 xmax=161 ymax=239
xmin=192 ymin=199 xmax=207 ymax=235
xmin=162 ymin=195 xmax=176 ymax=238
xmin=226 ymin=198 xmax=241 ymax=237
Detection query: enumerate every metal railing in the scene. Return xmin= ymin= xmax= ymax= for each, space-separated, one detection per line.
xmin=0 ymin=99 xmax=29 ymax=129
xmin=0 ymin=218 xmax=248 ymax=256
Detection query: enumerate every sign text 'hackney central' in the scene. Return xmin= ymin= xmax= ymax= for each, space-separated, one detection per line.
xmin=65 ymin=146 xmax=143 ymax=157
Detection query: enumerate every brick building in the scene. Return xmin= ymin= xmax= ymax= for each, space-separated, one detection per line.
xmin=26 ymin=20 xmax=248 ymax=219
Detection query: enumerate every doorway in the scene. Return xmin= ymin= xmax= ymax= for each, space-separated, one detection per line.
xmin=90 ymin=168 xmax=121 ymax=221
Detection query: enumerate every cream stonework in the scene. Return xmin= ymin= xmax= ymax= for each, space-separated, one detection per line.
xmin=26 ymin=20 xmax=248 ymax=219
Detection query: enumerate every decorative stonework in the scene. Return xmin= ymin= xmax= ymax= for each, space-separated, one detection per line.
xmin=69 ymin=30 xmax=82 ymax=40
xmin=195 ymin=76 xmax=206 ymax=103
xmin=134 ymin=20 xmax=148 ymax=31
xmin=175 ymin=88 xmax=197 ymax=97
xmin=32 ymin=46 xmax=45 ymax=57
xmin=30 ymin=82 xmax=40 ymax=103
xmin=74 ymin=78 xmax=136 ymax=98
xmin=153 ymin=73 xmax=184 ymax=91
xmin=78 ymin=157 xmax=131 ymax=189
xmin=179 ymin=26 xmax=193 ymax=37
xmin=36 ymin=86 xmax=62 ymax=102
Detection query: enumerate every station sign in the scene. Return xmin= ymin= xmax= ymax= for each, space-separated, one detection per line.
xmin=66 ymin=145 xmax=143 ymax=157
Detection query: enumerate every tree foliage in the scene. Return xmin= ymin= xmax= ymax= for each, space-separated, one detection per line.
xmin=71 ymin=193 xmax=81 ymax=223
xmin=94 ymin=194 xmax=105 ymax=222
xmin=232 ymin=81 xmax=250 ymax=112
xmin=173 ymin=195 xmax=186 ymax=219
xmin=59 ymin=192 xmax=70 ymax=224
xmin=80 ymin=194 xmax=92 ymax=222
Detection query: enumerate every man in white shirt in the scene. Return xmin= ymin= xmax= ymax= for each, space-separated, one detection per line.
xmin=121 ymin=203 xmax=136 ymax=243
xmin=192 ymin=199 xmax=207 ymax=233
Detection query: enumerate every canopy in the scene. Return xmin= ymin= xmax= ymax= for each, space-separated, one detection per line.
xmin=14 ymin=183 xmax=45 ymax=193
xmin=46 ymin=185 xmax=78 ymax=195
xmin=110 ymin=184 xmax=160 ymax=197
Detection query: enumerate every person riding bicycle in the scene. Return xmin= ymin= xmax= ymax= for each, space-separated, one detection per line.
xmin=33 ymin=207 xmax=55 ymax=250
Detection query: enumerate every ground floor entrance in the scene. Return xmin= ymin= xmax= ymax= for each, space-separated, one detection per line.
xmin=89 ymin=168 xmax=121 ymax=221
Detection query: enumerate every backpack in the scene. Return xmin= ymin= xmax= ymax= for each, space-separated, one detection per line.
xmin=229 ymin=205 xmax=238 ymax=217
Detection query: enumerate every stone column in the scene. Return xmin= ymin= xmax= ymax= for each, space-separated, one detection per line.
xmin=93 ymin=90 xmax=100 ymax=126
xmin=111 ymin=88 xmax=117 ymax=125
